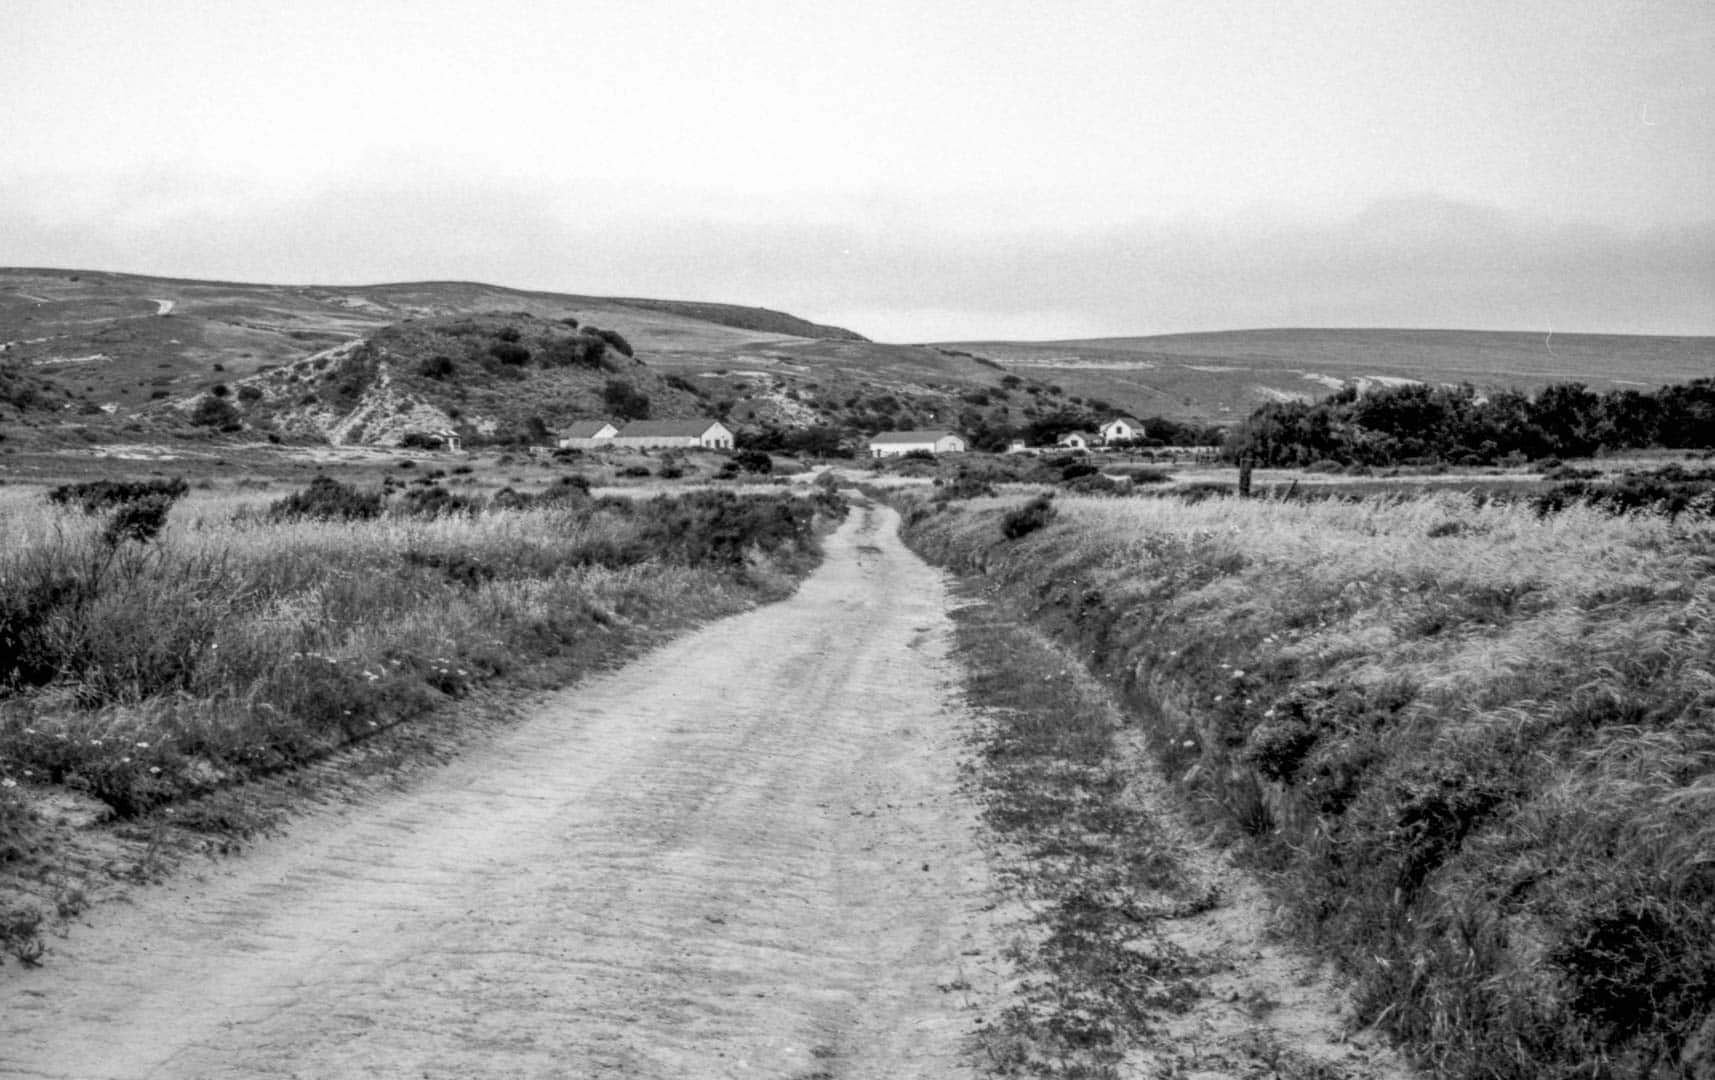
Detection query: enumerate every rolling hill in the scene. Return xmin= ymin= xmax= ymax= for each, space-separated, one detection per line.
xmin=3 ymin=268 xmax=1709 ymax=452
xmin=943 ymin=328 xmax=1715 ymax=425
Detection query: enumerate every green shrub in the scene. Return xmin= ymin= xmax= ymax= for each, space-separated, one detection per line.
xmin=732 ymin=449 xmax=773 ymax=474
xmin=588 ymin=327 xmax=634 ymax=358
xmin=101 ymin=495 xmax=176 ymax=546
xmin=1001 ymin=495 xmax=1055 ymax=539
xmin=49 ymin=477 xmax=189 ymax=513
xmin=267 ymin=476 xmax=384 ymax=522
xmin=416 ymin=355 xmax=457 ymax=380
xmin=395 ymin=485 xmax=481 ymax=517
xmin=602 ymin=379 xmax=651 ymax=421
xmin=189 ymin=395 xmax=240 ymax=429
xmin=488 ymin=341 xmax=531 ymax=366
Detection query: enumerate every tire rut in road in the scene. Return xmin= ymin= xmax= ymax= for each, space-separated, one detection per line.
xmin=0 ymin=502 xmax=1006 ymax=1080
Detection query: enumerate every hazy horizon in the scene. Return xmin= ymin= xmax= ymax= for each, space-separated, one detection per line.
xmin=5 ymin=1 xmax=1711 ymax=343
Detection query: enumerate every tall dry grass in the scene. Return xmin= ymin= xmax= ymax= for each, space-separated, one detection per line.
xmin=1 ymin=483 xmax=834 ymax=823
xmin=900 ymin=488 xmax=1715 ymax=1078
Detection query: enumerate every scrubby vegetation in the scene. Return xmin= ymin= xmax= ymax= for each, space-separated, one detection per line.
xmin=0 ymin=480 xmax=843 ymax=937
xmin=898 ymin=487 xmax=1715 ymax=1078
xmin=1229 ymin=378 xmax=1715 ymax=467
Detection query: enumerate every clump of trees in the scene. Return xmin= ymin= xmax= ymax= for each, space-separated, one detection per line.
xmin=1227 ymin=379 xmax=1715 ymax=467
xmin=602 ymin=379 xmax=651 ymax=421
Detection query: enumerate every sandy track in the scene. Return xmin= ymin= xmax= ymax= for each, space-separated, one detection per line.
xmin=0 ymin=503 xmax=1003 ymax=1079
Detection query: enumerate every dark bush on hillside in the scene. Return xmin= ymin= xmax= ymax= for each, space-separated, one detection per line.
xmin=541 ymin=475 xmax=592 ymax=502
xmin=49 ymin=477 xmax=189 ymax=513
xmin=237 ymin=384 xmax=263 ymax=403
xmin=395 ymin=485 xmax=482 ymax=518
xmin=417 ymin=355 xmax=457 ymax=380
xmin=1060 ymin=462 xmax=1098 ymax=481
xmin=560 ymin=316 xmax=580 ymax=329
xmin=603 ymin=379 xmax=651 ymax=421
xmin=588 ymin=327 xmax=635 ymax=358
xmin=268 ymin=476 xmax=384 ymax=522
xmin=1001 ymin=495 xmax=1055 ymax=539
xmin=488 ymin=341 xmax=531 ymax=366
xmin=190 ymin=395 xmax=241 ymax=429
xmin=209 ymin=383 xmax=230 ymax=398
xmin=101 ymin=495 xmax=176 ymax=545
xmin=732 ymin=449 xmax=773 ymax=474
xmin=495 ymin=326 xmax=522 ymax=343
xmin=540 ymin=334 xmax=607 ymax=369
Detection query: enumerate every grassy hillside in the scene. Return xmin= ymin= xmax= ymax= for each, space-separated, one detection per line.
xmin=6 ymin=270 xmax=1710 ymax=450
xmin=896 ymin=486 xmax=1715 ymax=1078
xmin=948 ymin=328 xmax=1715 ymax=426
xmin=0 ymin=269 xmax=1046 ymax=449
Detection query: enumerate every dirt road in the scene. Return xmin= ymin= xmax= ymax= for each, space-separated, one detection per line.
xmin=0 ymin=503 xmax=1003 ymax=1079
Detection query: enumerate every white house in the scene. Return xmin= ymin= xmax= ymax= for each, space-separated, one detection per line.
xmin=557 ymin=420 xmax=619 ymax=449
xmin=610 ymin=419 xmax=734 ymax=450
xmin=1099 ymin=416 xmax=1147 ymax=443
xmin=1057 ymin=431 xmax=1098 ymax=452
xmin=868 ymin=430 xmax=968 ymax=457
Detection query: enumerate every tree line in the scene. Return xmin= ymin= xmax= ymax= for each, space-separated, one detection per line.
xmin=1225 ymin=378 xmax=1715 ymax=467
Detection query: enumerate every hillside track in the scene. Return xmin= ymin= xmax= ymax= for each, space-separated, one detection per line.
xmin=0 ymin=503 xmax=1004 ymax=1079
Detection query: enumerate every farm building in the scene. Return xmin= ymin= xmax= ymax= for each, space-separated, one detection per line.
xmin=557 ymin=421 xmax=619 ymax=449
xmin=1057 ymin=431 xmax=1098 ymax=452
xmin=610 ymin=419 xmax=734 ymax=450
xmin=398 ymin=428 xmax=463 ymax=452
xmin=1099 ymin=416 xmax=1147 ymax=443
xmin=868 ymin=430 xmax=968 ymax=457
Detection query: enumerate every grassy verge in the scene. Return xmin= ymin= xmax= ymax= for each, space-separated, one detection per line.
xmin=0 ymin=479 xmax=843 ymax=963
xmin=954 ymin=600 xmax=1217 ymax=1077
xmin=901 ymin=487 xmax=1715 ymax=1079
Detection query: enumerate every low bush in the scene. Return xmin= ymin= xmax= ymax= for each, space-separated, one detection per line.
xmin=416 ymin=355 xmax=456 ymax=380
xmin=488 ymin=341 xmax=531 ymax=366
xmin=267 ymin=476 xmax=384 ymax=522
xmin=732 ymin=449 xmax=773 ymax=475
xmin=394 ymin=485 xmax=481 ymax=517
xmin=190 ymin=396 xmax=240 ymax=429
xmin=1000 ymin=494 xmax=1054 ymax=539
xmin=48 ymin=477 xmax=189 ymax=513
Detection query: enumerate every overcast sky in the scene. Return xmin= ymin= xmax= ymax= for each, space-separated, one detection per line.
xmin=4 ymin=0 xmax=1711 ymax=341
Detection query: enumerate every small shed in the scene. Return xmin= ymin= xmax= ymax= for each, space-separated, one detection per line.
xmin=558 ymin=421 xmax=619 ymax=449
xmin=610 ymin=419 xmax=734 ymax=450
xmin=868 ymin=430 xmax=968 ymax=457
